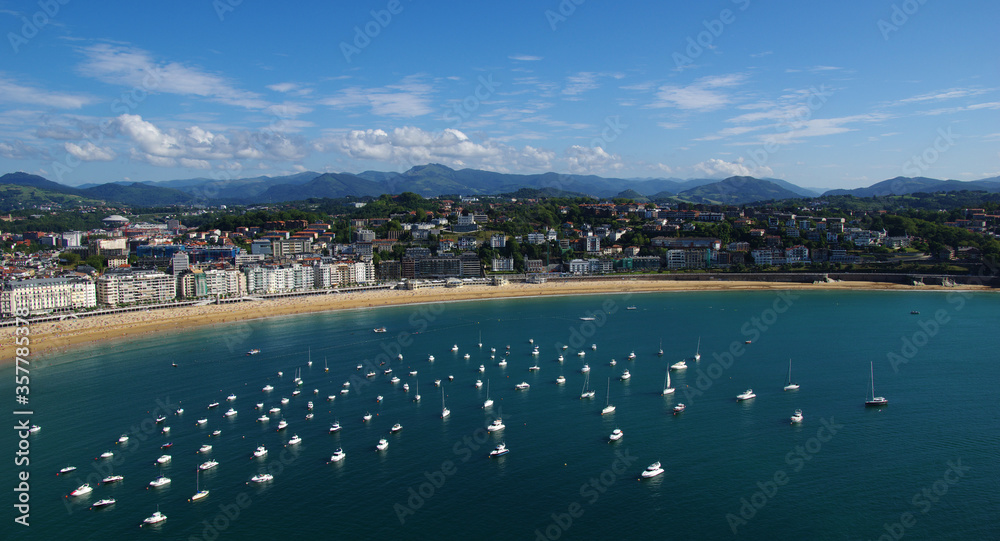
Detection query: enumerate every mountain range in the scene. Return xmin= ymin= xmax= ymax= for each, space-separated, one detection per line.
xmin=2 ymin=166 xmax=1000 ymax=209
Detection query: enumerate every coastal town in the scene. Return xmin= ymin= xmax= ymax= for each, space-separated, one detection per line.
xmin=2 ymin=194 xmax=998 ymax=319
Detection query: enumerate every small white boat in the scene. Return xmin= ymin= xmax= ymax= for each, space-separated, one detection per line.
xmin=558 ymin=355 xmax=564 ymax=362
xmin=515 ymin=381 xmax=530 ymax=390
xmin=329 ymin=395 xmax=337 ymax=401
xmin=448 ymin=375 xmax=454 ymax=381
xmin=291 ymin=390 xmax=301 ymax=397
xmin=224 ymin=408 xmax=237 ymax=417
xmin=609 ymin=428 xmax=623 ymax=441
xmin=227 ymin=394 xmax=236 ymax=401
xmin=250 ymin=473 xmax=273 ymax=483
xmin=363 ymin=412 xmax=373 ymax=422
xmin=529 ymin=364 xmax=540 ymax=371
xmin=280 ymin=397 xmax=290 ymax=405
xmin=736 ymin=389 xmax=756 ymax=401
xmin=409 ymin=371 xmax=417 ymax=376
xmin=211 ymin=430 xmax=221 ymax=436
xmin=866 ymin=361 xmax=888 ymax=407
xmin=156 ymin=454 xmax=171 ymax=464
xmin=149 ymin=475 xmax=171 ymax=488
xmin=276 ymin=419 xmax=288 ymax=430
xmin=246 ymin=349 xmax=260 ymax=355
xmin=592 ymin=344 xmax=598 ymax=350
xmin=662 ymin=369 xmax=675 ymax=395
xmin=376 ymin=438 xmax=389 ymax=451
xmin=532 ymin=347 xmax=540 ymax=356
xmin=693 ymin=337 xmax=701 ymax=362
xmin=641 ymin=461 xmax=664 ymax=479
xmin=207 ymin=402 xmax=219 ymax=409
xmin=376 ymin=395 xmax=383 ymax=403
xmin=475 ymin=379 xmax=483 ymax=388
xmin=175 ymin=408 xmax=183 ymax=415
xmin=790 ymin=409 xmax=804 ymax=424
xmin=142 ymin=508 xmax=167 ymax=525
xmin=91 ymin=498 xmax=115 ymax=509
xmin=305 ymin=413 xmax=314 ymax=420
xmin=287 ymin=434 xmax=302 ymax=445
xmin=199 ymin=460 xmax=219 ymax=471
xmin=155 ymin=415 xmax=167 ymax=423
xmin=269 ymin=407 xmax=281 ymax=414
xmin=464 ymin=353 xmax=471 ymax=360
xmin=199 ymin=444 xmax=212 ymax=453
xmin=609 ymin=359 xmax=617 ymax=366
xmin=620 ymin=369 xmax=631 ymax=381
xmin=434 ymin=379 xmax=442 ymax=387
xmin=117 ymin=434 xmax=129 ymax=443
xmin=384 ymin=368 xmax=393 ymax=375
xmin=330 ymin=448 xmax=346 ymax=462
xmin=627 ymin=351 xmax=636 ymax=360
xmin=374 ymin=327 xmax=387 ymax=333
xmin=483 ymin=380 xmax=493 ymax=408
xmin=356 ymin=364 xmax=363 ymax=370
xmin=258 ymin=415 xmax=269 ymax=422
xmin=441 ymin=388 xmax=450 ymax=418
xmin=784 ymin=359 xmax=800 ymax=391
xmin=577 ymin=351 xmax=586 ymax=357
xmin=329 ymin=421 xmax=342 ymax=433
xmin=428 ymin=355 xmax=435 ymax=362
xmin=262 ymin=385 xmax=274 ymax=392
xmin=255 ymin=402 xmax=263 ymax=409
xmin=390 ymin=376 xmax=400 ymax=383
xmin=562 ymin=345 xmax=569 ymax=350
xmin=580 ymin=364 xmax=590 ymax=373
xmin=403 ymin=383 xmax=410 ymax=391
xmin=253 ymin=446 xmax=267 ymax=458
xmin=70 ymin=483 xmax=93 ymax=496
xmin=601 ymin=378 xmax=615 ymax=415
xmin=670 ymin=360 xmax=687 ymax=370
xmin=366 ymin=371 xmax=376 ymax=378
xmin=27 ymin=424 xmax=40 ymax=433
xmin=102 ymin=475 xmax=123 ymax=484
xmin=498 ymin=359 xmax=507 ymax=367
xmin=489 ymin=442 xmax=509 ymax=457
xmin=340 ymin=389 xmax=349 ymax=395
xmin=390 ymin=423 xmax=402 ymax=433
xmin=673 ymin=403 xmax=686 ymax=414
xmin=452 ymin=344 xmax=459 ymax=352
xmin=197 ymin=418 xmax=208 ymax=425
xmin=479 ymin=364 xmax=485 ymax=373
xmin=161 ymin=426 xmax=171 ymax=434
xmin=100 ymin=451 xmax=113 ymax=459
xmin=556 ymin=375 xmax=566 ymax=384
xmin=488 ymin=418 xmax=505 ymax=432
xmin=307 ymin=401 xmax=314 ymax=411
xmin=59 ymin=465 xmax=77 ymax=475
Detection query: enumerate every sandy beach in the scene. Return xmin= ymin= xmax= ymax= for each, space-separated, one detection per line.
xmin=3 ymin=279 xmax=993 ymax=362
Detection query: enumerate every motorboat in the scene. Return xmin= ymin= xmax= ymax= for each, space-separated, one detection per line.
xmin=156 ymin=454 xmax=171 ymax=464
xmin=609 ymin=359 xmax=616 ymax=366
xmin=269 ymin=407 xmax=281 ymax=414
xmin=227 ymin=394 xmax=236 ymax=401
xmin=489 ymin=442 xmax=509 ymax=457
xmin=609 ymin=428 xmax=623 ymax=441
xmin=479 ymin=365 xmax=486 ymax=373
xmin=529 ymin=365 xmax=540 ymax=371
xmin=558 ymin=355 xmax=564 ymax=362
xmin=329 ymin=421 xmax=342 ymax=433
xmin=581 ymin=364 xmax=590 ymax=373
xmin=464 ymin=353 xmax=471 ymax=360
xmin=211 ymin=430 xmax=221 ymax=436
xmin=59 ymin=465 xmax=77 ymax=474
xmin=199 ymin=444 xmax=212 ymax=453
xmin=276 ymin=419 xmax=288 ymax=430
xmin=670 ymin=360 xmax=687 ymax=370
xmin=102 ymin=475 xmax=123 ymax=484
xmin=262 ymin=385 xmax=273 ymax=392
xmin=330 ymin=448 xmax=346 ymax=462
xmin=250 ymin=473 xmax=273 ymax=483
xmin=255 ymin=402 xmax=264 ymax=409
xmin=149 ymin=475 xmax=171 ymax=488
xmin=224 ymin=408 xmax=237 ymax=417
xmin=280 ymin=397 xmax=290 ymax=405
xmin=736 ymin=389 xmax=756 ymax=401
xmin=253 ymin=446 xmax=267 ymax=458
xmin=627 ymin=351 xmax=636 ymax=360
xmin=197 ymin=418 xmax=208 ymax=425
xmin=390 ymin=376 xmax=400 ymax=384
xmin=258 ymin=415 xmax=269 ymax=422
xmin=155 ymin=415 xmax=167 ymax=423
xmin=475 ymin=379 xmax=483 ymax=388
xmin=161 ymin=442 xmax=173 ymax=449
xmin=91 ymin=498 xmax=116 ymax=509
xmin=376 ymin=439 xmax=389 ymax=451
xmin=207 ymin=402 xmax=219 ymax=409
xmin=556 ymin=375 xmax=566 ymax=384
xmin=142 ymin=508 xmax=167 ymax=525
xmin=515 ymin=382 xmax=530 ymax=390
xmin=70 ymin=483 xmax=93 ymax=496
xmin=287 ymin=434 xmax=302 ymax=445
xmin=199 ymin=460 xmax=219 ymax=471
xmin=620 ymin=369 xmax=631 ymax=381
xmin=452 ymin=344 xmax=459 ymax=352
xmin=403 ymin=383 xmax=410 ymax=391
xmin=790 ymin=409 xmax=804 ymax=424
xmin=363 ymin=412 xmax=373 ymax=422
xmin=641 ymin=462 xmax=664 ymax=479
xmin=488 ymin=418 xmax=505 ymax=432
xmin=100 ymin=451 xmax=113 ymax=459
xmin=117 ymin=434 xmax=129 ymax=443
xmin=673 ymin=403 xmax=686 ymax=414
xmin=390 ymin=423 xmax=402 ymax=433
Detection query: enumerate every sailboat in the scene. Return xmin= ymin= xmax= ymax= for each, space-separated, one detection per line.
xmin=324 ymin=357 xmax=329 ymax=373
xmin=413 ymin=379 xmax=421 ymax=402
xmin=783 ymin=359 xmax=800 ymax=391
xmin=307 ymin=347 xmax=312 ymax=367
xmin=662 ymin=367 xmax=675 ymax=395
xmin=580 ymin=372 xmax=596 ymax=399
xmin=693 ymin=337 xmax=701 ymax=362
xmin=190 ymin=468 xmax=208 ymax=501
xmin=601 ymin=378 xmax=615 ymax=415
xmin=441 ymin=387 xmax=450 ymax=418
xmin=658 ymin=338 xmax=663 ymax=357
xmin=865 ymin=361 xmax=888 ymax=407
xmin=478 ymin=330 xmax=483 ymax=348
xmin=483 ymin=379 xmax=493 ymax=408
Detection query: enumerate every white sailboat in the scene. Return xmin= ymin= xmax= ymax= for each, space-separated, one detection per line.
xmin=580 ymin=372 xmax=596 ymax=399
xmin=324 ymin=357 xmax=329 ymax=373
xmin=413 ymin=379 xmax=421 ymax=402
xmin=658 ymin=338 xmax=663 ymax=357
xmin=478 ymin=330 xmax=483 ymax=348
xmin=483 ymin=379 xmax=493 ymax=408
xmin=865 ymin=361 xmax=888 ymax=407
xmin=783 ymin=359 xmax=800 ymax=391
xmin=441 ymin=387 xmax=450 ymax=418
xmin=601 ymin=378 xmax=615 ymax=415
xmin=190 ymin=468 xmax=209 ymax=501
xmin=662 ymin=368 xmax=675 ymax=395
xmin=694 ymin=337 xmax=701 ymax=362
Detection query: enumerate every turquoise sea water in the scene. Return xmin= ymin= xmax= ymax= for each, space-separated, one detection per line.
xmin=4 ymin=290 xmax=999 ymax=540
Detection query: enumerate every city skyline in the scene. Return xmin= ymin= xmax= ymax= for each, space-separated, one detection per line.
xmin=0 ymin=1 xmax=997 ymax=189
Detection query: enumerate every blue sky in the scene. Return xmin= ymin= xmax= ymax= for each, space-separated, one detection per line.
xmin=0 ymin=0 xmax=997 ymax=189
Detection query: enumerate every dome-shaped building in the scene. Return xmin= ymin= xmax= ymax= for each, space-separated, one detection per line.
xmin=102 ymin=215 xmax=130 ymax=228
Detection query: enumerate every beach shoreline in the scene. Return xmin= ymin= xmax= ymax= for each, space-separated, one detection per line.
xmin=3 ymin=279 xmax=993 ymax=364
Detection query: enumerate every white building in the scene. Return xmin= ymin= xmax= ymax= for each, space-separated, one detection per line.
xmin=1 ymin=277 xmax=97 ymax=317
xmin=568 ymin=259 xmax=589 ymax=275
xmin=490 ymin=234 xmax=507 ymax=248
xmin=96 ymin=270 xmax=175 ymax=306
xmin=492 ymin=257 xmax=514 ymax=272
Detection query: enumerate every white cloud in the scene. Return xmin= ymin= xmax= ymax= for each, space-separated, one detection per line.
xmin=0 ymin=76 xmax=93 ymax=109
xmin=898 ymin=87 xmax=991 ymax=104
xmin=321 ymin=77 xmax=434 ymax=117
xmin=694 ymin=158 xmax=773 ymax=178
xmin=565 ymin=145 xmax=622 ymax=174
xmin=651 ymin=74 xmax=747 ymax=111
xmin=509 ymin=54 xmax=543 ymax=61
xmin=64 ymin=141 xmax=115 ymax=161
xmin=562 ymin=72 xmax=625 ymax=97
xmin=330 ymin=126 xmax=555 ymax=173
xmin=76 ymin=43 xmax=269 ymax=110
